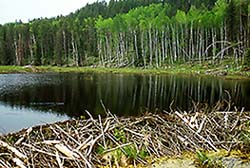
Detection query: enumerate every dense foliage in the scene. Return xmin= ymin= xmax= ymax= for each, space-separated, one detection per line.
xmin=0 ymin=0 xmax=249 ymax=67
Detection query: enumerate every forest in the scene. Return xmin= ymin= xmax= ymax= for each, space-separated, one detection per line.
xmin=0 ymin=0 xmax=249 ymax=68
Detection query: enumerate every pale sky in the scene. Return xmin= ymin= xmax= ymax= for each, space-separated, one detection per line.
xmin=0 ymin=0 xmax=100 ymax=24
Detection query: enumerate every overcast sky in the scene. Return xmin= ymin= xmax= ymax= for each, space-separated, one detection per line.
xmin=0 ymin=0 xmax=99 ymax=24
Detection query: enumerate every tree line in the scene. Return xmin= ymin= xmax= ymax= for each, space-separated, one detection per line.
xmin=0 ymin=0 xmax=249 ymax=67
xmin=96 ymin=0 xmax=250 ymax=67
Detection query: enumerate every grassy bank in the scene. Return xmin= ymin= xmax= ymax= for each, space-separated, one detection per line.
xmin=0 ymin=63 xmax=249 ymax=79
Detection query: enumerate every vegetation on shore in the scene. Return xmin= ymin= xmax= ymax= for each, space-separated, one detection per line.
xmin=0 ymin=62 xmax=249 ymax=80
xmin=0 ymin=0 xmax=249 ymax=69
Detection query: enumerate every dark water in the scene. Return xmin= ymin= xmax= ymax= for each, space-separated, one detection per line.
xmin=0 ymin=73 xmax=250 ymax=133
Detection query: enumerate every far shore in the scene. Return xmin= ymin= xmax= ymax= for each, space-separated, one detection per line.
xmin=0 ymin=64 xmax=249 ymax=80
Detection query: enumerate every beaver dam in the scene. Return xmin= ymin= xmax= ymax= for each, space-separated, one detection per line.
xmin=1 ymin=103 xmax=250 ymax=168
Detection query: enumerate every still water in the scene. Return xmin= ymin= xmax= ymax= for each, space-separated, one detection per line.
xmin=0 ymin=73 xmax=250 ymax=134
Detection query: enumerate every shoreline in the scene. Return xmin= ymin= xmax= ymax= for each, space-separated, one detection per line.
xmin=0 ymin=65 xmax=249 ymax=80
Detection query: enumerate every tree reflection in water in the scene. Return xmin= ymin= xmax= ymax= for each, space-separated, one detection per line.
xmin=0 ymin=73 xmax=249 ymax=118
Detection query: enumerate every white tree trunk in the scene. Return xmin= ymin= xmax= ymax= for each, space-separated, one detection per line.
xmin=148 ymin=28 xmax=153 ymax=66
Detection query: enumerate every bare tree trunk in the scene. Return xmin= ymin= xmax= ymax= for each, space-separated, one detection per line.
xmin=76 ymin=40 xmax=80 ymax=66
xmin=141 ymin=32 xmax=146 ymax=67
xmin=29 ymin=42 xmax=34 ymax=64
xmin=29 ymin=34 xmax=36 ymax=64
xmin=205 ymin=28 xmax=209 ymax=59
xmin=18 ymin=33 xmax=23 ymax=65
xmin=212 ymin=28 xmax=216 ymax=63
xmin=198 ymin=28 xmax=202 ymax=64
xmin=133 ymin=30 xmax=139 ymax=62
xmin=154 ymin=29 xmax=159 ymax=68
xmin=171 ymin=25 xmax=177 ymax=62
xmin=189 ymin=23 xmax=193 ymax=61
xmin=220 ymin=26 xmax=224 ymax=61
xmin=40 ymin=42 xmax=44 ymax=64
xmin=180 ymin=25 xmax=185 ymax=62
xmin=62 ymin=30 xmax=67 ymax=64
xmin=14 ymin=37 xmax=18 ymax=65
xmin=120 ymin=33 xmax=125 ymax=65
xmin=158 ymin=31 xmax=162 ymax=67
xmin=166 ymin=26 xmax=173 ymax=64
xmin=71 ymin=33 xmax=78 ymax=66
xmin=116 ymin=38 xmax=120 ymax=66
xmin=97 ymin=39 xmax=103 ymax=66
xmin=14 ymin=33 xmax=23 ymax=66
xmin=161 ymin=30 xmax=165 ymax=65
xmin=239 ymin=5 xmax=244 ymax=62
xmin=176 ymin=26 xmax=180 ymax=62
xmin=148 ymin=28 xmax=153 ymax=66
xmin=105 ymin=35 xmax=112 ymax=64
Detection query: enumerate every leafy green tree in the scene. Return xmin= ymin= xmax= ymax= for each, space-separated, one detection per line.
xmin=3 ymin=24 xmax=15 ymax=65
xmin=0 ymin=26 xmax=5 ymax=64
xmin=55 ymin=29 xmax=63 ymax=66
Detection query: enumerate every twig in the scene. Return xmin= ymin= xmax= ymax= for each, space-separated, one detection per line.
xmin=15 ymin=127 xmax=33 ymax=146
xmin=99 ymin=115 xmax=107 ymax=149
xmin=77 ymin=135 xmax=93 ymax=151
xmin=55 ymin=143 xmax=80 ymax=159
xmin=12 ymin=158 xmax=27 ymax=168
xmin=56 ymin=151 xmax=64 ymax=168
xmin=124 ymin=128 xmax=144 ymax=137
xmin=0 ymin=140 xmax=27 ymax=160
xmin=230 ymin=108 xmax=244 ymax=132
xmin=54 ymin=124 xmax=80 ymax=146
xmin=103 ymin=142 xmax=133 ymax=153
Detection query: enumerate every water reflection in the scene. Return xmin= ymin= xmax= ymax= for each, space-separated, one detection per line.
xmin=0 ymin=102 xmax=69 ymax=134
xmin=94 ymin=74 xmax=250 ymax=114
xmin=0 ymin=73 xmax=249 ymax=119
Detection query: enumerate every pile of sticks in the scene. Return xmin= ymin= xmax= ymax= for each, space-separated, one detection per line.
xmin=0 ymin=107 xmax=250 ymax=167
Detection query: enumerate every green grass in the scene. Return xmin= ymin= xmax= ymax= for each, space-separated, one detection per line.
xmin=0 ymin=64 xmax=249 ymax=79
xmin=195 ymin=150 xmax=224 ymax=168
xmin=0 ymin=66 xmax=33 ymax=73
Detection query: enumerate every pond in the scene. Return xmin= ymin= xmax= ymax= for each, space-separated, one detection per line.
xmin=0 ymin=73 xmax=250 ymax=134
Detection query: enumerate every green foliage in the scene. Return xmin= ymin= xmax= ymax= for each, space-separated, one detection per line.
xmin=240 ymin=131 xmax=250 ymax=144
xmin=96 ymin=144 xmax=105 ymax=154
xmin=124 ymin=145 xmax=149 ymax=160
xmin=175 ymin=10 xmax=187 ymax=24
xmin=239 ymin=120 xmax=250 ymax=144
xmin=196 ymin=150 xmax=224 ymax=168
xmin=5 ymin=135 xmax=17 ymax=144
xmin=124 ymin=145 xmax=137 ymax=159
xmin=196 ymin=150 xmax=210 ymax=165
xmin=138 ymin=147 xmax=149 ymax=159
xmin=244 ymin=49 xmax=250 ymax=66
xmin=114 ymin=128 xmax=127 ymax=143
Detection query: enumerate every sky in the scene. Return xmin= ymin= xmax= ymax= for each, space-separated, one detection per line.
xmin=0 ymin=0 xmax=99 ymax=24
